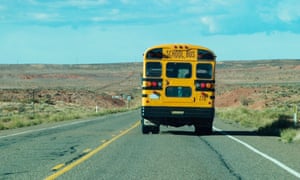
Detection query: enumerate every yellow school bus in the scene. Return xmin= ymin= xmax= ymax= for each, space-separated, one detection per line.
xmin=141 ymin=44 xmax=216 ymax=135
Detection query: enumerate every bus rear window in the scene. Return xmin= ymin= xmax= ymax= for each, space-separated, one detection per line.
xmin=198 ymin=50 xmax=215 ymax=60
xmin=146 ymin=62 xmax=162 ymax=77
xmin=146 ymin=48 xmax=163 ymax=59
xmin=197 ymin=64 xmax=212 ymax=79
xmin=166 ymin=63 xmax=191 ymax=78
xmin=166 ymin=86 xmax=191 ymax=97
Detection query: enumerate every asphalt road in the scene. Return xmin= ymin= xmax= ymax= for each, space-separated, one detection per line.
xmin=0 ymin=110 xmax=300 ymax=180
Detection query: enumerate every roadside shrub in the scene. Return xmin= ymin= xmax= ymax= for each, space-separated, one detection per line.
xmin=280 ymin=128 xmax=297 ymax=143
xmin=240 ymin=97 xmax=253 ymax=106
xmin=18 ymin=105 xmax=26 ymax=113
xmin=217 ymin=106 xmax=299 ymax=142
xmin=13 ymin=120 xmax=25 ymax=128
xmin=0 ymin=123 xmax=5 ymax=130
xmin=49 ymin=114 xmax=65 ymax=122
xmin=27 ymin=114 xmax=35 ymax=120
xmin=217 ymin=107 xmax=263 ymax=128
xmin=257 ymin=116 xmax=293 ymax=136
xmin=1 ymin=117 xmax=12 ymax=123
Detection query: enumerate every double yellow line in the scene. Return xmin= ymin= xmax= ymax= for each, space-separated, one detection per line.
xmin=45 ymin=121 xmax=140 ymax=180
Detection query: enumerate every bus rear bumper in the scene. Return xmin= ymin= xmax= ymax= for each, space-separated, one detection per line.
xmin=141 ymin=106 xmax=214 ymax=127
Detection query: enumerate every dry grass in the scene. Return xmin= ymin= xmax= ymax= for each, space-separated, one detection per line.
xmin=216 ymin=60 xmax=300 ymax=142
xmin=0 ymin=63 xmax=142 ymax=130
xmin=0 ymin=60 xmax=299 ymax=142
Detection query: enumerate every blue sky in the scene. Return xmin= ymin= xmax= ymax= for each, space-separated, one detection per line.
xmin=0 ymin=0 xmax=300 ymax=64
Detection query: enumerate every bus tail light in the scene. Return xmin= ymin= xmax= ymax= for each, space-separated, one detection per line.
xmin=149 ymin=81 xmax=162 ymax=87
xmin=195 ymin=81 xmax=215 ymax=91
xmin=151 ymin=81 xmax=157 ymax=87
xmin=144 ymin=80 xmax=163 ymax=90
xmin=200 ymin=83 xmax=206 ymax=89
xmin=206 ymin=83 xmax=212 ymax=88
xmin=146 ymin=81 xmax=152 ymax=87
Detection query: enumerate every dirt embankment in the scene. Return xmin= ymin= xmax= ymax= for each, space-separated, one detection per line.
xmin=216 ymin=87 xmax=262 ymax=108
xmin=0 ymin=63 xmax=142 ymax=109
xmin=1 ymin=60 xmax=300 ymax=110
xmin=0 ymin=89 xmax=125 ymax=108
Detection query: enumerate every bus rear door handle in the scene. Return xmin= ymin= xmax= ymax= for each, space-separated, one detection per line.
xmin=166 ymin=80 xmax=170 ymax=85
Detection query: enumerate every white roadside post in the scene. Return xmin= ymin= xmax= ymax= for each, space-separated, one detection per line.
xmin=294 ymin=104 xmax=298 ymax=127
xmin=127 ymin=95 xmax=132 ymax=109
xmin=96 ymin=105 xmax=99 ymax=113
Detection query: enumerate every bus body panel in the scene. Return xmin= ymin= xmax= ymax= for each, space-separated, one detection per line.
xmin=141 ymin=106 xmax=214 ymax=127
xmin=141 ymin=43 xmax=216 ymax=133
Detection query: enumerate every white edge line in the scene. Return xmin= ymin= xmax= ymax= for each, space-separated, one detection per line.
xmin=213 ymin=126 xmax=300 ymax=179
xmin=0 ymin=118 xmax=99 ymax=139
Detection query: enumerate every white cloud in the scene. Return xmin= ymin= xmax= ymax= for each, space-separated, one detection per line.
xmin=153 ymin=0 xmax=172 ymax=5
xmin=67 ymin=0 xmax=108 ymax=7
xmin=90 ymin=9 xmax=123 ymax=22
xmin=120 ymin=0 xmax=137 ymax=5
xmin=2 ymin=0 xmax=300 ymax=35
xmin=109 ymin=8 xmax=120 ymax=15
xmin=41 ymin=0 xmax=108 ymax=9
xmin=0 ymin=5 xmax=6 ymax=11
xmin=277 ymin=0 xmax=300 ymax=23
xmin=189 ymin=0 xmax=300 ymax=34
xmin=29 ymin=13 xmax=59 ymax=21
xmin=200 ymin=16 xmax=219 ymax=33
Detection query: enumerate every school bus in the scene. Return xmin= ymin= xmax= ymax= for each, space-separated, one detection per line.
xmin=141 ymin=44 xmax=216 ymax=135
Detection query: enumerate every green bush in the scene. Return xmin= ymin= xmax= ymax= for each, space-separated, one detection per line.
xmin=217 ymin=106 xmax=298 ymax=142
xmin=0 ymin=100 xmax=139 ymax=130
xmin=0 ymin=123 xmax=5 ymax=130
xmin=280 ymin=129 xmax=297 ymax=143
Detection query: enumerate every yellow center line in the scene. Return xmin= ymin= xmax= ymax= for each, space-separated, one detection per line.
xmin=45 ymin=121 xmax=140 ymax=180
xmin=51 ymin=164 xmax=65 ymax=171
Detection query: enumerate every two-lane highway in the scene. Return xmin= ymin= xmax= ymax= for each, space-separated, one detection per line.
xmin=0 ymin=110 xmax=300 ymax=179
xmin=0 ymin=111 xmax=139 ymax=179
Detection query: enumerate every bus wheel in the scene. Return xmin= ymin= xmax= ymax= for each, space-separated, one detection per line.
xmin=194 ymin=124 xmax=212 ymax=135
xmin=141 ymin=119 xmax=150 ymax=134
xmin=141 ymin=119 xmax=160 ymax=134
xmin=152 ymin=125 xmax=160 ymax=134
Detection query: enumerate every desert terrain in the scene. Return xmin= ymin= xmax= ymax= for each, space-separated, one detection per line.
xmin=0 ymin=60 xmax=299 ymax=140
xmin=216 ymin=60 xmax=300 ymax=108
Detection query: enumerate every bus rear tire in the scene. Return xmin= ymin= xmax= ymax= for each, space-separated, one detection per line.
xmin=194 ymin=124 xmax=212 ymax=135
xmin=142 ymin=126 xmax=150 ymax=134
xmin=141 ymin=119 xmax=160 ymax=134
xmin=152 ymin=126 xmax=160 ymax=134
xmin=141 ymin=119 xmax=150 ymax=134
